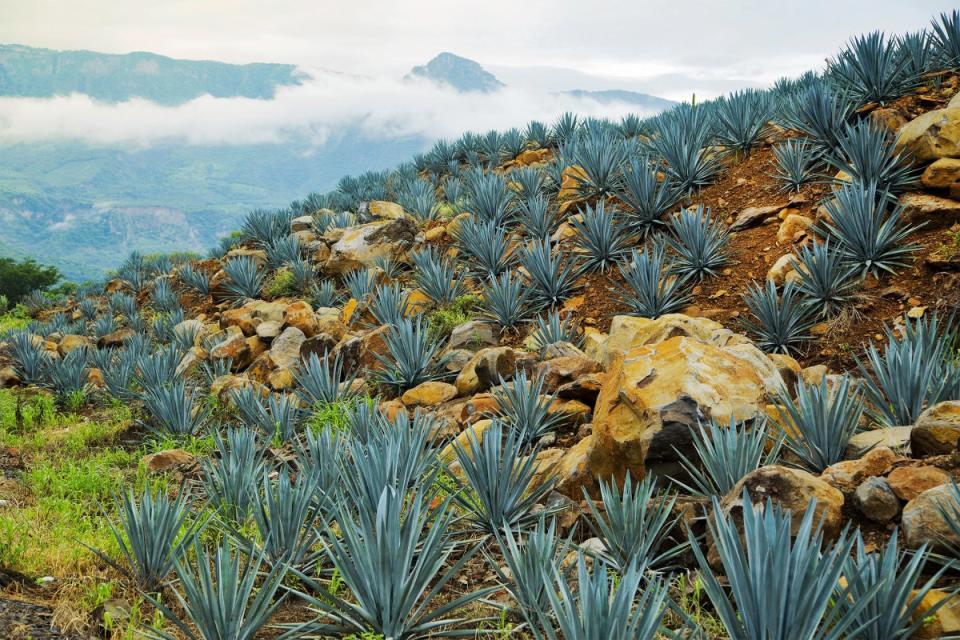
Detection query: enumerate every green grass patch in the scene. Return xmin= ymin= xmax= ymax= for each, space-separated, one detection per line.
xmin=426 ymin=293 xmax=481 ymax=341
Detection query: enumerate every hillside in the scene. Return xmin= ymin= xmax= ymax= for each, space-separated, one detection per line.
xmin=0 ymin=43 xmax=302 ymax=104
xmin=2 ymin=9 xmax=960 ymax=640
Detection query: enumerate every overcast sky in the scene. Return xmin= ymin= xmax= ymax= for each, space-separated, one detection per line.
xmin=0 ymin=1 xmax=953 ymax=147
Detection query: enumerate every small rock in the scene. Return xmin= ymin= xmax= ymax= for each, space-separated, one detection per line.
xmin=912 ymin=401 xmax=960 ymax=456
xmin=853 ymin=477 xmax=900 ymax=523
xmin=886 ymin=465 xmax=951 ymax=501
xmin=141 ymin=449 xmax=197 ymax=474
xmin=448 ymin=320 xmax=498 ymax=351
xmin=847 ymin=426 xmax=912 ymax=456
xmin=820 ymin=446 xmax=899 ymax=493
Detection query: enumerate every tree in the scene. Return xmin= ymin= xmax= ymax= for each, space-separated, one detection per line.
xmin=0 ymin=257 xmax=61 ymax=304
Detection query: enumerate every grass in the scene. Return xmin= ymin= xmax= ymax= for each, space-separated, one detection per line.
xmin=426 ymin=293 xmax=481 ymax=341
xmin=0 ymin=307 xmax=29 ymax=334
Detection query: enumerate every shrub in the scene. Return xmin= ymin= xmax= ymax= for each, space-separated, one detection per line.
xmin=177 ymin=264 xmax=211 ymax=296
xmin=931 ymin=9 xmax=960 ymax=69
xmin=616 ymin=244 xmax=692 ymax=319
xmin=855 ymin=313 xmax=960 ymax=426
xmin=372 ymin=316 xmax=451 ymax=393
xmin=742 ymin=280 xmax=815 ymax=356
xmin=819 ymin=182 xmax=919 ymax=278
xmin=200 ymin=427 xmax=267 ymax=522
xmin=775 ymin=376 xmax=864 ymax=473
xmin=96 ymin=487 xmax=203 ymax=593
xmin=584 ymin=472 xmax=686 ymax=572
xmin=452 ymin=420 xmax=557 ymax=535
xmin=368 ymin=282 xmax=409 ymax=327
xmin=673 ymin=418 xmax=781 ymax=497
xmin=690 ymin=492 xmax=863 ymax=640
xmin=568 ymin=130 xmax=628 ymax=199
xmin=784 ymin=82 xmax=853 ymax=154
xmin=791 ymin=241 xmax=858 ymax=317
xmin=247 ymin=471 xmax=322 ymax=569
xmin=772 ymin=138 xmax=819 ymax=192
xmin=45 ymin=347 xmax=91 ymax=405
xmin=8 ymin=330 xmax=49 ymax=385
xmin=570 ymin=201 xmax=633 ymax=273
xmin=666 ymin=205 xmax=731 ymax=280
xmin=518 ymin=195 xmax=559 ymax=240
xmin=0 ymin=257 xmax=61 ymax=305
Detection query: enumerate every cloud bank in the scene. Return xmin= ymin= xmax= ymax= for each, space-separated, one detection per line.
xmin=0 ymin=70 xmax=663 ymax=148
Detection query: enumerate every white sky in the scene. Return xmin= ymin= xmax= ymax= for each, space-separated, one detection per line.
xmin=0 ymin=0 xmax=953 ymax=146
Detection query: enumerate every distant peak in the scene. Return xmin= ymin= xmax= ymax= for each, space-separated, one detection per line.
xmin=406 ymin=52 xmax=504 ymax=93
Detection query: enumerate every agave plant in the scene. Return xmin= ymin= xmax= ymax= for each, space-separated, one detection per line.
xmin=568 ymin=130 xmax=628 ymax=199
xmin=666 ymin=205 xmax=731 ymax=280
xmin=244 ymin=470 xmax=323 ymax=570
xmin=96 ymin=487 xmax=204 ymax=593
xmin=136 ymin=345 xmax=184 ymax=390
xmin=855 ymin=313 xmax=960 ymax=426
xmin=456 ymin=217 xmax=516 ymax=278
xmin=616 ymin=244 xmax=692 ymax=319
xmin=714 ymin=89 xmax=773 ymax=156
xmin=649 ymin=104 xmax=720 ymax=194
xmin=241 ymin=208 xmax=294 ymax=247
xmin=296 ymin=427 xmax=345 ymax=500
xmin=141 ymin=540 xmax=286 ymax=640
xmin=373 ymin=254 xmax=405 ymax=280
xmin=367 ymin=282 xmax=409 ymax=328
xmin=518 ymin=195 xmax=560 ymax=240
xmin=931 ymin=9 xmax=960 ymax=69
xmin=774 ymin=376 xmax=864 ymax=473
xmin=552 ymin=112 xmax=580 ymax=145
xmin=293 ymin=350 xmax=358 ymax=408
xmin=585 ymin=472 xmax=685 ymax=574
xmin=344 ymin=268 xmax=378 ymax=303
xmin=91 ymin=315 xmax=117 ymax=339
xmin=840 ymin=530 xmax=951 ymax=640
xmin=520 ymin=238 xmax=581 ymax=308
xmin=78 ymin=297 xmax=98 ymax=321
xmin=397 ymin=178 xmax=440 ymax=222
xmin=151 ymin=279 xmax=179 ymax=312
xmin=510 ymin=167 xmax=547 ymax=199
xmin=673 ymin=418 xmax=781 ymax=497
xmin=489 ymin=518 xmax=567 ymax=636
xmin=481 ymin=271 xmax=534 ymax=333
xmin=7 ymin=331 xmax=49 ymax=385
xmin=825 ymin=120 xmax=917 ymax=194
xmin=308 ymin=279 xmax=341 ymax=308
xmin=897 ymin=30 xmax=933 ymax=80
xmin=690 ymin=492 xmax=864 ymax=640
xmin=201 ymin=427 xmax=267 ymax=523
xmin=742 ymin=280 xmax=815 ymax=356
xmin=232 ymin=387 xmax=302 ymax=442
xmin=791 ymin=241 xmax=858 ymax=317
xmin=411 ymin=247 xmax=466 ymax=305
xmin=287 ymin=256 xmax=315 ymax=292
xmin=829 ymin=30 xmax=914 ymax=106
xmin=178 ymin=263 xmax=211 ymax=296
xmin=92 ymin=348 xmax=139 ymax=403
xmin=288 ymin=485 xmax=491 ymax=640
xmin=45 ymin=347 xmax=91 ymax=403
xmin=524 ymin=120 xmax=551 ymax=149
xmin=819 ymin=182 xmax=919 ymax=278
xmin=452 ymin=420 xmax=557 ymax=535
xmin=784 ymin=82 xmax=853 ymax=154
xmin=465 ymin=169 xmax=516 ymax=226
xmin=530 ymin=310 xmax=582 ymax=354
xmin=772 ymin=138 xmax=819 ymax=192
xmin=490 ymin=369 xmax=563 ymax=447
xmin=223 ymin=256 xmax=265 ymax=303
xmin=372 ymin=316 xmax=451 ymax=393
xmin=616 ymin=157 xmax=679 ymax=236
xmin=570 ymin=201 xmax=633 ymax=273
xmin=139 ymin=380 xmax=211 ymax=437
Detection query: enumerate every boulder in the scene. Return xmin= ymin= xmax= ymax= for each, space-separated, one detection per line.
xmin=221 ymin=300 xmax=285 ymax=336
xmin=283 ymin=301 xmax=319 ymax=338
xmin=853 ymin=476 xmax=900 ymax=524
xmin=589 ymin=336 xmax=776 ymax=482
xmin=886 ymin=465 xmax=951 ymax=501
xmin=97 ymin=328 xmax=135 ymax=349
xmin=767 ymin=253 xmax=798 ymax=286
xmin=58 ymin=334 xmax=92 ymax=356
xmin=455 ymin=347 xmax=518 ymax=396
xmin=255 ymin=321 xmax=283 ymax=340
xmin=912 ymin=401 xmax=960 ymax=456
xmin=368 ymin=200 xmax=406 ymax=220
xmin=333 ymin=326 xmax=390 ymax=374
xmin=776 ymin=213 xmax=814 ymax=244
xmin=921 ymin=157 xmax=960 ymax=192
xmin=209 ymin=327 xmax=250 ymax=369
xmin=534 ymin=355 xmax=601 ymax=392
xmin=847 ymin=426 xmax=912 ymax=455
xmin=730 ymin=204 xmax=783 ymax=231
xmin=401 ymin=381 xmax=458 ymax=408
xmin=911 ymin=589 xmax=960 ymax=639
xmin=902 ymin=483 xmax=960 ymax=551
xmin=268 ymin=327 xmax=305 ymax=370
xmin=720 ymin=465 xmax=845 ymax=540
xmin=556 ymin=372 xmax=604 ymax=404
xmin=895 ymin=107 xmax=960 ymax=162
xmin=0 ymin=367 xmax=20 ymax=388
xmin=141 ymin=449 xmax=197 ymax=474
xmin=820 ymin=446 xmax=899 ymax=493
xmin=898 ymin=192 xmax=960 ymax=228
xmin=291 ymin=215 xmax=314 ymax=232
xmin=448 ymin=320 xmax=498 ymax=351
xmin=325 ymin=217 xmax=417 ymax=274
xmin=600 ymin=314 xmax=753 ymax=367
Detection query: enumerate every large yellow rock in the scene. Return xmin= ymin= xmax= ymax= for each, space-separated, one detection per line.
xmin=912 ymin=400 xmax=960 ymax=456
xmin=600 ymin=314 xmax=752 ymax=367
xmin=588 ymin=335 xmax=775 ymax=484
xmin=895 ymin=107 xmax=960 ymax=162
xmin=368 ymin=200 xmax=406 ymax=220
xmin=911 ymin=589 xmax=960 ymax=639
xmin=401 ymin=381 xmax=458 ymax=408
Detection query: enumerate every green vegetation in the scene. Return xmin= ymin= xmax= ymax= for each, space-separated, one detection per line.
xmin=0 ymin=256 xmax=60 ymax=304
xmin=426 ymin=293 xmax=480 ymax=339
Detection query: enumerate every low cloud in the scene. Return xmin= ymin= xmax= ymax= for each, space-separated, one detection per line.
xmin=0 ymin=69 xmax=663 ymax=148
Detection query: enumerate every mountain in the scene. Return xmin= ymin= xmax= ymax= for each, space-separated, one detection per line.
xmin=408 ymin=52 xmax=676 ymax=110
xmin=406 ymin=52 xmax=505 ymax=93
xmin=0 ymin=44 xmax=303 ymax=105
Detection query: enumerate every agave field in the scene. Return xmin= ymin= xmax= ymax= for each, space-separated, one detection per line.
xmin=4 ymin=9 xmax=960 ymax=640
